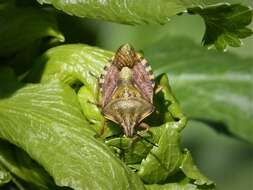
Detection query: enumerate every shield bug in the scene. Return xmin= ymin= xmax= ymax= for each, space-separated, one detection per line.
xmin=99 ymin=44 xmax=155 ymax=137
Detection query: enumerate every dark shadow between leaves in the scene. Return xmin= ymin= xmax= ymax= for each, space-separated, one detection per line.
xmin=190 ymin=117 xmax=251 ymax=144
xmin=22 ymin=53 xmax=48 ymax=83
xmin=0 ymin=51 xmax=49 ymax=98
xmin=144 ymin=75 xmax=173 ymax=126
xmin=0 ymin=139 xmax=72 ymax=190
xmin=164 ymin=170 xmax=216 ymax=189
xmin=0 ymin=67 xmax=25 ymax=99
xmin=191 ymin=118 xmax=232 ymax=135
xmin=164 ymin=170 xmax=187 ymax=184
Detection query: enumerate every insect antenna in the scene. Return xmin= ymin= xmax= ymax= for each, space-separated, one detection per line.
xmin=135 ymin=133 xmax=158 ymax=147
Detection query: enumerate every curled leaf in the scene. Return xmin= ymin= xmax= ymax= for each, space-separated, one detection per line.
xmin=188 ymin=3 xmax=253 ymax=51
xmin=0 ymin=71 xmax=145 ymax=190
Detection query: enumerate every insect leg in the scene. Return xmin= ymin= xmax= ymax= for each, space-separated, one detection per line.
xmin=155 ymin=85 xmax=163 ymax=94
xmin=137 ymin=123 xmax=158 ymax=147
xmin=135 ymin=133 xmax=158 ymax=147
xmin=138 ymin=122 xmax=150 ymax=133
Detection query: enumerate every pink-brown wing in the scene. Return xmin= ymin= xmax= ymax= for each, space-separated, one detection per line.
xmin=132 ymin=58 xmax=155 ymax=103
xmin=100 ymin=64 xmax=119 ymax=107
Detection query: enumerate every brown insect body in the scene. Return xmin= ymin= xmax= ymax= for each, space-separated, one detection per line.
xmin=100 ymin=44 xmax=155 ymax=137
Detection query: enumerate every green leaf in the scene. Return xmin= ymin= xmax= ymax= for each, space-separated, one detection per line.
xmin=37 ymin=0 xmax=198 ymax=25
xmin=25 ymin=44 xmax=115 ymax=135
xmin=0 ymin=1 xmax=64 ymax=57
xmin=36 ymin=1 xmax=252 ymax=51
xmin=138 ymin=122 xmax=184 ymax=184
xmin=144 ymin=35 xmax=253 ymax=143
xmin=26 ymin=44 xmax=213 ymax=188
xmin=188 ymin=3 xmax=253 ymax=51
xmin=145 ymin=183 xmax=199 ymax=190
xmin=180 ymin=150 xmax=213 ymax=186
xmin=0 ymin=72 xmax=145 ymax=190
xmin=138 ymin=123 xmax=213 ymax=187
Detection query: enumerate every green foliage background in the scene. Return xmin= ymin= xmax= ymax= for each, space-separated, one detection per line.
xmin=0 ymin=0 xmax=252 ymax=190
